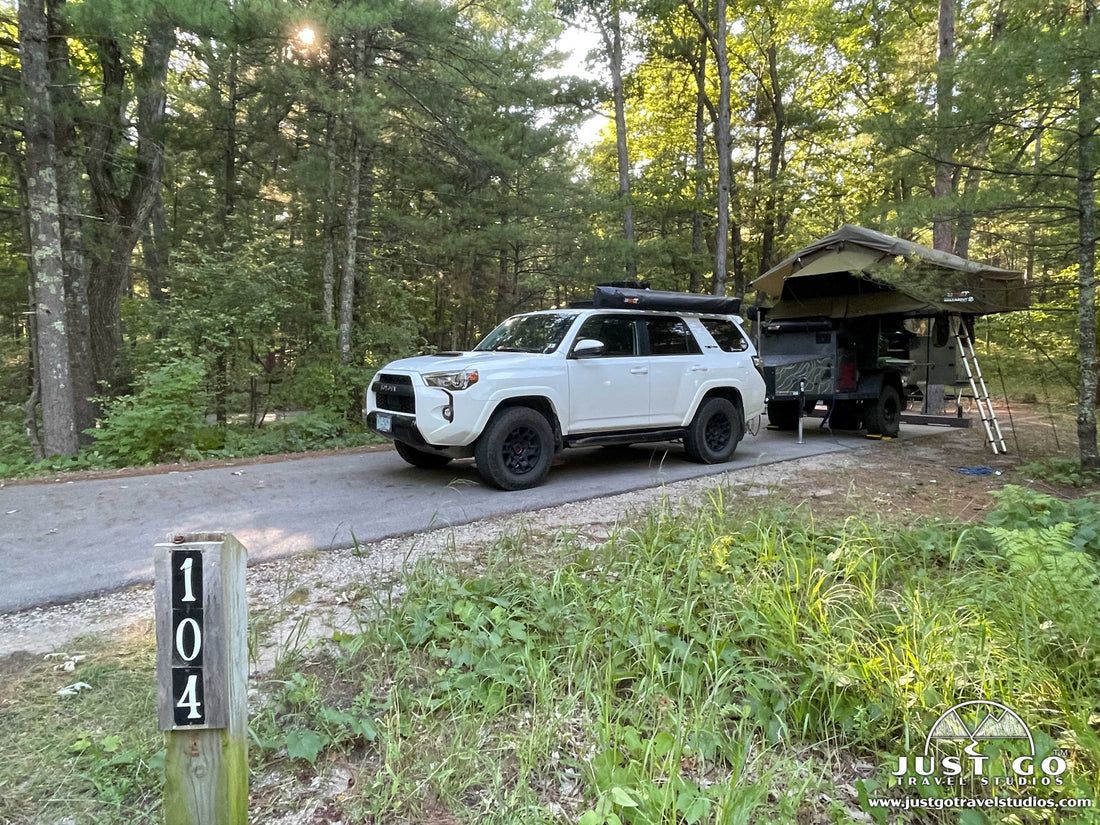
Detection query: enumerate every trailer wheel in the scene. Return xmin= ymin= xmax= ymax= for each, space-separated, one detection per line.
xmin=865 ymin=385 xmax=902 ymax=438
xmin=766 ymin=399 xmax=801 ymax=431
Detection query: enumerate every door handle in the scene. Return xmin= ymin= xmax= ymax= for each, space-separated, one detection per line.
xmin=691 ymin=365 xmax=708 ymax=372
xmin=630 ymin=367 xmax=649 ymax=375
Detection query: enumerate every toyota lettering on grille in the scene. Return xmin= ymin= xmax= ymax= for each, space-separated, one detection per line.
xmin=377 ymin=382 xmax=400 ymax=393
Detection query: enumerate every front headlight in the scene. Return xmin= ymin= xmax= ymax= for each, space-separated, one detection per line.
xmin=424 ymin=369 xmax=479 ymax=391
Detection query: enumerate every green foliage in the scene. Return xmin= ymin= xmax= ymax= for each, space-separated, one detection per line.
xmin=251 ymin=671 xmax=378 ymax=767
xmin=219 ymin=408 xmax=371 ymax=456
xmin=244 ymin=497 xmax=1100 ymax=821
xmin=1021 ymin=458 xmax=1100 ymax=488
xmin=978 ymin=485 xmax=1100 ymax=679
xmin=89 ymin=357 xmax=207 ymax=466
xmin=983 ymin=485 xmax=1100 ymax=560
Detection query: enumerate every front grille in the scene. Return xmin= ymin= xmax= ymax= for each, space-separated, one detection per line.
xmin=374 ymin=373 xmax=415 ymax=414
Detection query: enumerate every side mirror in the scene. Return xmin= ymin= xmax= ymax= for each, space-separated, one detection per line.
xmin=572 ymin=338 xmax=606 ymax=358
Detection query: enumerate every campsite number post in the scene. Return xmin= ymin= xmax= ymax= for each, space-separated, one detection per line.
xmin=154 ymin=533 xmax=248 ymax=825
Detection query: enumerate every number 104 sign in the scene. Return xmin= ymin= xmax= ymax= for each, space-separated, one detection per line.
xmin=154 ymin=534 xmax=247 ymax=731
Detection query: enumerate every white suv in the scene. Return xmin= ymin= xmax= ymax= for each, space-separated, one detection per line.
xmin=366 ymin=290 xmax=765 ymax=490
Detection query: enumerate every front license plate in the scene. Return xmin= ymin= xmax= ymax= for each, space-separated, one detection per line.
xmin=376 ymin=414 xmax=392 ymax=434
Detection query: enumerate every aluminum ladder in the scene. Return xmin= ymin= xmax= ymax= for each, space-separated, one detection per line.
xmin=954 ymin=317 xmax=1007 ymax=453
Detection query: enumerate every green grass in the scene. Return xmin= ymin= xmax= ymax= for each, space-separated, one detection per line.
xmin=3 ymin=489 xmax=1099 ymax=824
xmin=0 ymin=639 xmax=163 ymax=825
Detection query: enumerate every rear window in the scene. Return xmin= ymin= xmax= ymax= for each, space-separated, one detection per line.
xmin=700 ymin=318 xmax=749 ymax=352
xmin=645 ymin=317 xmax=701 ymax=355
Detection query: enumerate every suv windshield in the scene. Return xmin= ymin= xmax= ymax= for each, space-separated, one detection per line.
xmin=474 ymin=313 xmax=579 ymax=353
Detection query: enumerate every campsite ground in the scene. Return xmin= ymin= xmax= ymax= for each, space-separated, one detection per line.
xmin=0 ymin=401 xmax=1096 ymax=825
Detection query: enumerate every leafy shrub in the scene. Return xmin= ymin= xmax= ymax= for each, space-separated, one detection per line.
xmin=1020 ymin=457 xmax=1100 ymax=488
xmin=89 ymin=357 xmax=207 ymax=466
xmin=319 ymin=504 xmax=1099 ymax=822
xmin=983 ymin=484 xmax=1100 ymax=560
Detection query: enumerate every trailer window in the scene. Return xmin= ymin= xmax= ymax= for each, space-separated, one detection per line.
xmin=700 ymin=318 xmax=749 ymax=352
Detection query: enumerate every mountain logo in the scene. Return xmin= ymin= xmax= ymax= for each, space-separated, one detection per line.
xmin=925 ymin=700 xmax=1034 ymax=755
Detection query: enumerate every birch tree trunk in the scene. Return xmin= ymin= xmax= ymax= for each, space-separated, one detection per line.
xmin=19 ymin=0 xmax=78 ymax=456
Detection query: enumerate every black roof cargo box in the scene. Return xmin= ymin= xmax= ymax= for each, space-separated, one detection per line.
xmin=592 ymin=286 xmax=741 ymax=315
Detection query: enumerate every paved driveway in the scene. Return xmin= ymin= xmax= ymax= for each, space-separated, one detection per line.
xmin=0 ymin=423 xmax=941 ymax=612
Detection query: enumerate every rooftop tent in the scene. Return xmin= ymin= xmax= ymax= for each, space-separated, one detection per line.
xmin=752 ymin=225 xmax=1028 ymax=319
xmin=592 ymin=286 xmax=742 ymax=314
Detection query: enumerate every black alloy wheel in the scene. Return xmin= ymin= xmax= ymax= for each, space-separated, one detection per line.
xmin=475 ymin=406 xmax=554 ymax=490
xmin=500 ymin=424 xmax=542 ymax=475
xmin=684 ymin=396 xmax=742 ymax=464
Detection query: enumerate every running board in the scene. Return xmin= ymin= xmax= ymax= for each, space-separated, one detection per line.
xmin=565 ymin=428 xmax=687 ymax=448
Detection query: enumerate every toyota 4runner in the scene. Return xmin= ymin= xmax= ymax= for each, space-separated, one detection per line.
xmin=365 ymin=288 xmax=766 ymax=490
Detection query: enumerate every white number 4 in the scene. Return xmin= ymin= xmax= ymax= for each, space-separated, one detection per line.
xmin=177 ymin=674 xmax=203 ymax=720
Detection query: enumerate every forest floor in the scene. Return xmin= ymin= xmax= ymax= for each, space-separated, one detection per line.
xmin=1 ymin=400 xmax=1097 ymax=825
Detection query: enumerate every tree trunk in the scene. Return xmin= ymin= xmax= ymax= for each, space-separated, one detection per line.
xmin=712 ymin=0 xmax=733 ymax=296
xmin=598 ymin=11 xmax=637 ymax=280
xmin=142 ymin=191 xmax=171 ymax=304
xmin=953 ymin=161 xmax=982 ymax=260
xmin=1077 ymin=3 xmax=1099 ymax=471
xmin=758 ymin=43 xmax=787 ymax=277
xmin=953 ymin=10 xmax=1005 ymax=260
xmin=684 ymin=0 xmax=737 ymax=296
xmin=689 ymin=5 xmax=708 ymax=295
xmin=19 ymin=0 xmax=78 ymax=456
xmin=338 ymin=126 xmax=361 ymax=366
xmin=321 ymin=112 xmax=338 ymax=327
xmin=932 ymin=0 xmax=956 ymax=252
xmin=84 ymin=24 xmax=175 ymax=387
xmin=223 ymin=49 xmax=238 ymax=224
xmin=47 ymin=0 xmax=95 ymax=441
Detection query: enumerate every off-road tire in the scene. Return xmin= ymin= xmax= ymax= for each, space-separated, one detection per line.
xmin=767 ymin=399 xmax=801 ymax=431
xmin=475 ymin=406 xmax=554 ymax=490
xmin=394 ymin=440 xmax=453 ymax=469
xmin=684 ymin=397 xmax=743 ymax=464
xmin=865 ymin=385 xmax=902 ymax=437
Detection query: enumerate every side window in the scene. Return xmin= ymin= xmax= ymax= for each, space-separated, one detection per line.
xmin=700 ymin=318 xmax=750 ymax=352
xmin=574 ymin=315 xmax=639 ymax=357
xmin=646 ymin=317 xmax=701 ymax=355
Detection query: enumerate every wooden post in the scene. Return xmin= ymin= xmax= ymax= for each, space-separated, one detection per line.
xmin=154 ymin=533 xmax=248 ymax=825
